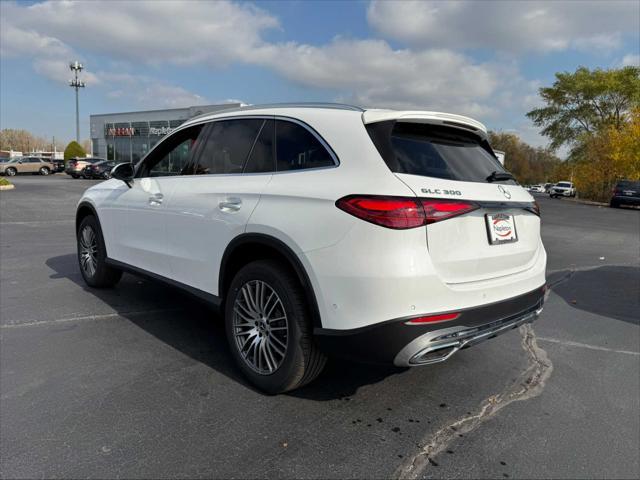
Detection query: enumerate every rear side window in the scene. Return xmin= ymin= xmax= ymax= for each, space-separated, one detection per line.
xmin=192 ymin=119 xmax=263 ymax=175
xmin=367 ymin=121 xmax=514 ymax=184
xmin=275 ymin=120 xmax=334 ymax=171
xmin=617 ymin=181 xmax=640 ymax=189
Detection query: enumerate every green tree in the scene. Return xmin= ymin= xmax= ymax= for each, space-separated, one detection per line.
xmin=526 ymin=66 xmax=640 ymax=151
xmin=64 ymin=141 xmax=86 ymax=161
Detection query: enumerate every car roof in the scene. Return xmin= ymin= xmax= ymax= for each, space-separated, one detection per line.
xmin=181 ymin=103 xmax=488 ymax=140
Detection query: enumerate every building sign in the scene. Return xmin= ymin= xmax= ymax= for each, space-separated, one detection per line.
xmin=149 ymin=126 xmax=173 ymax=136
xmin=107 ymin=127 xmax=137 ymax=137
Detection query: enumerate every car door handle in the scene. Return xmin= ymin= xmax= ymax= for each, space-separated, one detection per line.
xmin=148 ymin=193 xmax=164 ymax=205
xmin=219 ymin=198 xmax=242 ymax=212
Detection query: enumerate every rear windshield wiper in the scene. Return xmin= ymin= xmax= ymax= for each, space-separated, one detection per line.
xmin=486 ymin=171 xmax=515 ymax=183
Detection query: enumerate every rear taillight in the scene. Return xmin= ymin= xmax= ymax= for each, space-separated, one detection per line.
xmin=335 ymin=195 xmax=478 ymax=229
xmin=531 ymin=200 xmax=540 ymax=216
xmin=420 ymin=198 xmax=479 ymax=224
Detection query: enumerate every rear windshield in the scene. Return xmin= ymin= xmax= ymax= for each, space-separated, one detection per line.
xmin=366 ymin=121 xmax=515 ymax=184
xmin=617 ymin=180 xmax=640 ymax=189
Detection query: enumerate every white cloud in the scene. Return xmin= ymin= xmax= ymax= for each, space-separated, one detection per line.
xmin=1 ymin=0 xmax=503 ymax=116
xmin=3 ymin=0 xmax=279 ymax=67
xmin=367 ymin=0 xmax=638 ymax=53
xmin=620 ymin=53 xmax=640 ymax=66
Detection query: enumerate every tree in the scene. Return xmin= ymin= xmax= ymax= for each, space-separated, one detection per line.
xmin=488 ymin=131 xmax=562 ymax=184
xmin=64 ymin=141 xmax=86 ymax=161
xmin=0 ymin=129 xmax=63 ymax=153
xmin=569 ymin=107 xmax=640 ymax=201
xmin=526 ymin=66 xmax=640 ymax=151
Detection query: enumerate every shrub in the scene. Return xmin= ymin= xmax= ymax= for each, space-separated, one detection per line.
xmin=64 ymin=141 xmax=86 ymax=161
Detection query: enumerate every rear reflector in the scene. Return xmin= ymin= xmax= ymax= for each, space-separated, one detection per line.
xmin=406 ymin=313 xmax=460 ymax=325
xmin=336 ymin=195 xmax=478 ymax=229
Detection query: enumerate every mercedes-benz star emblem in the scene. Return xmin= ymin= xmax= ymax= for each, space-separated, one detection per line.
xmin=498 ymin=185 xmax=512 ymax=199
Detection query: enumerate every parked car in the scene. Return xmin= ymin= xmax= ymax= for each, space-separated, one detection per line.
xmin=51 ymin=159 xmax=66 ymax=173
xmin=610 ymin=180 xmax=640 ymax=208
xmin=76 ymin=104 xmax=546 ymax=393
xmin=66 ymin=157 xmax=105 ymax=178
xmin=82 ymin=160 xmax=116 ymax=179
xmin=529 ymin=185 xmax=545 ymax=193
xmin=550 ymin=181 xmax=576 ymax=198
xmin=0 ymin=156 xmax=54 ymax=176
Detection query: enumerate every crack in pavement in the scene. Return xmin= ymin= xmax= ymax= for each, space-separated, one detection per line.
xmin=393 ymin=324 xmax=553 ymax=479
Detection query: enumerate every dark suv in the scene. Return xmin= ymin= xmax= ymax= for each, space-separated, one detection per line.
xmin=610 ymin=180 xmax=640 ymax=208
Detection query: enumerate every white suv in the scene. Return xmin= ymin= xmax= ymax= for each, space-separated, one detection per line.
xmin=76 ymin=104 xmax=546 ymax=393
xmin=550 ymin=181 xmax=576 ymax=198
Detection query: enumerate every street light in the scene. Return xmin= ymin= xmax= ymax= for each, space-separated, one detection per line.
xmin=69 ymin=61 xmax=86 ymax=143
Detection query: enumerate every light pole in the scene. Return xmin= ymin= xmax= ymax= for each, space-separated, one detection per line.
xmin=69 ymin=61 xmax=85 ymax=143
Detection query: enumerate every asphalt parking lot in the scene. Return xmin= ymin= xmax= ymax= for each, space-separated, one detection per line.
xmin=1 ymin=175 xmax=638 ymax=479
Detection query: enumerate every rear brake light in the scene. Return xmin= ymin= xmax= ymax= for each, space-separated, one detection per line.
xmin=336 ymin=195 xmax=479 ymax=229
xmin=336 ymin=196 xmax=425 ymax=229
xmin=406 ymin=312 xmax=460 ymax=325
xmin=420 ymin=199 xmax=479 ymax=224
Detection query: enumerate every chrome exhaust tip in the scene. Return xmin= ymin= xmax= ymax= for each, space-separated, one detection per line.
xmin=409 ymin=343 xmax=459 ymax=365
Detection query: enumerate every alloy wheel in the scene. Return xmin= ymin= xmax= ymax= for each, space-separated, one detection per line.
xmin=79 ymin=225 xmax=98 ymax=278
xmin=232 ymin=280 xmax=289 ymax=375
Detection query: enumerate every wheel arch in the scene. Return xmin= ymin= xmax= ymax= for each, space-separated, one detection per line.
xmin=219 ymin=233 xmax=323 ymax=328
xmin=75 ymin=201 xmax=101 ymax=233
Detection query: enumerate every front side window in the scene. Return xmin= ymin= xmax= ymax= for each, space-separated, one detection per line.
xmin=137 ymin=124 xmax=204 ymax=177
xmin=190 ymin=119 xmax=263 ymax=175
xmin=275 ymin=120 xmax=334 ymax=172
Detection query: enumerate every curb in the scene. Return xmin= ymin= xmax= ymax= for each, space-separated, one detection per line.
xmin=0 ymin=184 xmax=15 ymax=191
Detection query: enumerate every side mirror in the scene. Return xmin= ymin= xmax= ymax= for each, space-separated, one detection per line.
xmin=111 ymin=162 xmax=135 ymax=187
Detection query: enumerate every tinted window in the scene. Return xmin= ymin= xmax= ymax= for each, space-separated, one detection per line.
xmin=556 ymin=182 xmax=572 ymax=187
xmin=191 ymin=119 xmax=263 ymax=175
xmin=244 ymin=120 xmax=275 ymax=173
xmin=617 ymin=181 xmax=640 ymax=189
xmin=367 ymin=121 xmax=514 ymax=184
xmin=28 ymin=158 xmax=42 ymax=163
xmin=137 ymin=124 xmax=204 ymax=177
xmin=275 ymin=120 xmax=334 ymax=171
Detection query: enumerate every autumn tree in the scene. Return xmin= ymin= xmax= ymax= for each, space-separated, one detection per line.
xmin=0 ymin=129 xmax=63 ymax=153
xmin=526 ymin=66 xmax=640 ymax=152
xmin=488 ymin=131 xmax=561 ymax=185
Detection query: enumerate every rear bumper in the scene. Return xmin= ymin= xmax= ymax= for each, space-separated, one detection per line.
xmin=612 ymin=195 xmax=640 ymax=205
xmin=314 ymin=285 xmax=545 ymax=366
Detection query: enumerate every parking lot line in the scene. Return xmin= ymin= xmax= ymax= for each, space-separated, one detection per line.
xmin=537 ymin=336 xmax=640 ymax=356
xmin=1 ymin=307 xmax=184 ymax=329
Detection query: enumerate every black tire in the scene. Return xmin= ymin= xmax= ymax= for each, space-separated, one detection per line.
xmin=77 ymin=215 xmax=122 ymax=288
xmin=225 ymin=260 xmax=326 ymax=394
xmin=610 ymin=200 xmax=619 ymax=208
xmin=71 ymin=174 xmax=79 ymax=179
xmin=39 ymin=166 xmax=50 ymax=175
xmin=5 ymin=167 xmax=16 ymax=177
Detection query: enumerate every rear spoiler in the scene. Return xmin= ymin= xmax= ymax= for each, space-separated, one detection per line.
xmin=361 ymin=110 xmax=488 ymax=141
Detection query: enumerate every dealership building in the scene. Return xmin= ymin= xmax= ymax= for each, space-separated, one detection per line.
xmin=89 ymin=102 xmax=242 ymax=163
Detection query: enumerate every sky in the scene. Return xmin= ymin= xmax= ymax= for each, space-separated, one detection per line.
xmin=1 ymin=0 xmax=638 ymax=151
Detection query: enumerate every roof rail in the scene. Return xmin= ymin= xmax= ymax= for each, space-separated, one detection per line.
xmin=187 ymin=102 xmax=365 ymax=122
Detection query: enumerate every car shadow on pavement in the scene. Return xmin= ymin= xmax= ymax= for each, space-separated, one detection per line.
xmin=46 ymin=253 xmax=402 ymax=399
xmin=548 ymin=265 xmax=640 ymax=325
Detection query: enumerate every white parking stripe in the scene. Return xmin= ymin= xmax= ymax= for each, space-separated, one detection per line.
xmin=537 ymin=337 xmax=639 ymax=356
xmin=1 ymin=307 xmax=184 ymax=329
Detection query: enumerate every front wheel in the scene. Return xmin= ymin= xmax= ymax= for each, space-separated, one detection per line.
xmin=5 ymin=167 xmax=16 ymax=177
xmin=77 ymin=215 xmax=122 ymax=288
xmin=225 ymin=260 xmax=326 ymax=394
xmin=39 ymin=167 xmax=50 ymax=175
